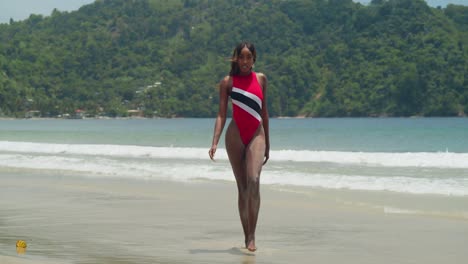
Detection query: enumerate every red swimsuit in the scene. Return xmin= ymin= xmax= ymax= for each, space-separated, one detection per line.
xmin=231 ymin=72 xmax=264 ymax=145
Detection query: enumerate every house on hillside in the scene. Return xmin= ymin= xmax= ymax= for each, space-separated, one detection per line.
xmin=71 ymin=109 xmax=86 ymax=119
xmin=25 ymin=110 xmax=41 ymax=118
xmin=127 ymin=109 xmax=143 ymax=117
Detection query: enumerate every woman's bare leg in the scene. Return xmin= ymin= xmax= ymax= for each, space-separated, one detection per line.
xmin=245 ymin=126 xmax=266 ymax=251
xmin=225 ymin=121 xmax=249 ymax=246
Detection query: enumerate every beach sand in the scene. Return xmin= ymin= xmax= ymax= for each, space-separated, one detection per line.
xmin=1 ymin=171 xmax=467 ymax=264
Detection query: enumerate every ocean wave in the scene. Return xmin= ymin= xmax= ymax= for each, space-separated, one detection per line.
xmin=265 ymin=171 xmax=468 ymax=196
xmin=274 ymin=149 xmax=468 ymax=168
xmin=1 ymin=142 xmax=467 ymax=196
xmin=0 ymin=153 xmax=466 ymax=196
xmin=1 ymin=141 xmax=468 ymax=169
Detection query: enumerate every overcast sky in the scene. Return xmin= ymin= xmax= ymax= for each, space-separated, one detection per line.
xmin=0 ymin=0 xmax=467 ymax=24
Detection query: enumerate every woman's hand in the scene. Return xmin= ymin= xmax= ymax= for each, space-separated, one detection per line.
xmin=263 ymin=145 xmax=270 ymax=165
xmin=209 ymin=145 xmax=217 ymax=161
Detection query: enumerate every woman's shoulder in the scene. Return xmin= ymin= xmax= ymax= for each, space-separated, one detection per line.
xmin=219 ymin=75 xmax=233 ymax=92
xmin=255 ymin=72 xmax=267 ymax=79
xmin=220 ymin=75 xmax=232 ymax=86
xmin=254 ymin=72 xmax=267 ymax=88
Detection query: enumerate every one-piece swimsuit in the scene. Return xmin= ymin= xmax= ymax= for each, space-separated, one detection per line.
xmin=230 ymin=72 xmax=264 ymax=145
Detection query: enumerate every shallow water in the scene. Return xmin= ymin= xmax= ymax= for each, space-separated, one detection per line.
xmin=1 ymin=118 xmax=467 ymax=214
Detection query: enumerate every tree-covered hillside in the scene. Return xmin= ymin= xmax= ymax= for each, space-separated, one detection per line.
xmin=0 ymin=0 xmax=467 ymax=118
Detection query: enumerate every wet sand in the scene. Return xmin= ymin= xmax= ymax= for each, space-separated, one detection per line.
xmin=1 ymin=171 xmax=467 ymax=264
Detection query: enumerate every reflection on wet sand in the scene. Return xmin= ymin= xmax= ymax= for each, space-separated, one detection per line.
xmin=189 ymin=247 xmax=256 ymax=264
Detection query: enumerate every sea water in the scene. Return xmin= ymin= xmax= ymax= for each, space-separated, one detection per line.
xmin=0 ymin=118 xmax=467 ymax=217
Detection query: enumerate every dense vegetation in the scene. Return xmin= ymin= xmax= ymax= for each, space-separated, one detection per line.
xmin=0 ymin=0 xmax=467 ymax=118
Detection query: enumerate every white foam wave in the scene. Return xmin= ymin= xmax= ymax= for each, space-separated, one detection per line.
xmin=0 ymin=141 xmax=216 ymax=160
xmin=383 ymin=207 xmax=468 ymax=220
xmin=1 ymin=141 xmax=468 ymax=168
xmin=0 ymin=153 xmax=226 ymax=182
xmin=0 ymin=151 xmax=467 ymax=196
xmin=265 ymin=171 xmax=468 ymax=196
xmin=274 ymin=149 xmax=468 ymax=168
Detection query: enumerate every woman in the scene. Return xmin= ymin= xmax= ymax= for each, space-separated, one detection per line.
xmin=209 ymin=41 xmax=270 ymax=252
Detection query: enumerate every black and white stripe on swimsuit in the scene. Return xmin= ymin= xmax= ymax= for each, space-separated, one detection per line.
xmin=231 ymin=87 xmax=262 ymax=121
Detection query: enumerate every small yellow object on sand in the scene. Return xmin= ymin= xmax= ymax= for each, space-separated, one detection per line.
xmin=16 ymin=240 xmax=27 ymax=248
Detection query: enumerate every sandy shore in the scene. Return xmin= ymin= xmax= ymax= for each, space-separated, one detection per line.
xmin=0 ymin=255 xmax=62 ymax=264
xmin=1 ymin=172 xmax=467 ymax=264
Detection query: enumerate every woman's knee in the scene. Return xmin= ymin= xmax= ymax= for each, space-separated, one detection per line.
xmin=247 ymin=173 xmax=260 ymax=185
xmin=246 ymin=174 xmax=260 ymax=197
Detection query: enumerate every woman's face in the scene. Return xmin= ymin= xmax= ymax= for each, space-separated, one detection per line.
xmin=237 ymin=46 xmax=254 ymax=75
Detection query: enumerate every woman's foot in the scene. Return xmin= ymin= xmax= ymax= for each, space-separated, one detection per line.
xmin=246 ymin=239 xmax=256 ymax=252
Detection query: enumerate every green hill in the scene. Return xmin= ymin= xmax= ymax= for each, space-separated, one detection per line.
xmin=0 ymin=0 xmax=467 ymax=118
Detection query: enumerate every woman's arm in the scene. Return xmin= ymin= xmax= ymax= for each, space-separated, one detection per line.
xmin=258 ymin=73 xmax=270 ymax=165
xmin=209 ymin=76 xmax=231 ymax=161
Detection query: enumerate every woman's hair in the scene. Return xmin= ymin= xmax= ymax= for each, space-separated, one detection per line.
xmin=229 ymin=41 xmax=256 ymax=76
